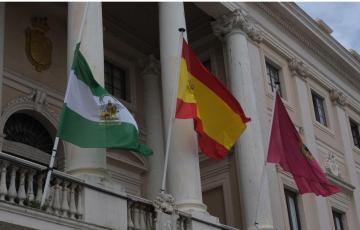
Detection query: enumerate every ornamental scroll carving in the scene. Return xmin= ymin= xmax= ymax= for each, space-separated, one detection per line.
xmin=330 ymin=89 xmax=347 ymax=107
xmin=153 ymin=192 xmax=176 ymax=214
xmin=2 ymin=89 xmax=59 ymax=124
xmin=139 ymin=54 xmax=161 ymax=77
xmin=212 ymin=9 xmax=263 ymax=43
xmin=288 ymin=58 xmax=309 ymax=78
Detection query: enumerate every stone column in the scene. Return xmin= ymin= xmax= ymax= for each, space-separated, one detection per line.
xmin=330 ymin=89 xmax=360 ymax=226
xmin=212 ymin=9 xmax=273 ymax=230
xmin=289 ymin=58 xmax=333 ymax=230
xmin=66 ymin=2 xmax=107 ymax=182
xmin=0 ymin=3 xmax=5 ymax=150
xmin=159 ymin=2 xmax=206 ymax=212
xmin=139 ymin=55 xmax=165 ymax=200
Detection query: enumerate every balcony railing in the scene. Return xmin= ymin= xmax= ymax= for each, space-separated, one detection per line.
xmin=0 ymin=151 xmax=83 ymax=220
xmin=0 ymin=151 xmax=238 ymax=230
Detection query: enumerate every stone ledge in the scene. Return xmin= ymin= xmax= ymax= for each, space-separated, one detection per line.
xmin=0 ymin=201 xmax=111 ymax=230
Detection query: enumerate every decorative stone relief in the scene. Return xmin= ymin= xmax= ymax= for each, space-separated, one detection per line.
xmin=330 ymin=89 xmax=347 ymax=107
xmin=212 ymin=9 xmax=263 ymax=43
xmin=139 ymin=54 xmax=161 ymax=77
xmin=324 ymin=152 xmax=341 ymax=177
xmin=153 ymin=192 xmax=176 ymax=214
xmin=288 ymin=58 xmax=309 ymax=78
xmin=25 ymin=17 xmax=52 ymax=72
xmin=2 ymin=89 xmax=60 ymax=126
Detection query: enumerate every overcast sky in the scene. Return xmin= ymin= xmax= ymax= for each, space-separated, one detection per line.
xmin=297 ymin=2 xmax=360 ymax=53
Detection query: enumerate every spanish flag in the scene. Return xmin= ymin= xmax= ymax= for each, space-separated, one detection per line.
xmin=176 ymin=39 xmax=250 ymax=160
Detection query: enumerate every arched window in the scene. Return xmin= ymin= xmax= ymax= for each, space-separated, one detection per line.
xmin=3 ymin=113 xmax=54 ymax=165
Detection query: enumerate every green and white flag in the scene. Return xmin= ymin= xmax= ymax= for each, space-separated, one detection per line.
xmin=58 ymin=44 xmax=152 ymax=156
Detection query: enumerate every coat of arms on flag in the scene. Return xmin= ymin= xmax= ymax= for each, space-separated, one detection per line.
xmin=99 ymin=95 xmax=122 ymax=122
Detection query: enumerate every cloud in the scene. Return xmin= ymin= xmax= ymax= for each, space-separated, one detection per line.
xmin=297 ymin=2 xmax=360 ymax=53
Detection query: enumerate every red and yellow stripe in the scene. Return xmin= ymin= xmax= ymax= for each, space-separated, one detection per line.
xmin=176 ymin=40 xmax=250 ymax=160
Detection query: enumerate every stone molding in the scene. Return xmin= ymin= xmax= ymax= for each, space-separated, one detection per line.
xmin=254 ymin=14 xmax=360 ymax=114
xmin=139 ymin=54 xmax=161 ymax=77
xmin=255 ymin=2 xmax=360 ymax=91
xmin=212 ymin=9 xmax=263 ymax=43
xmin=330 ymin=89 xmax=347 ymax=107
xmin=288 ymin=57 xmax=308 ymax=79
xmin=1 ymin=89 xmax=59 ymax=132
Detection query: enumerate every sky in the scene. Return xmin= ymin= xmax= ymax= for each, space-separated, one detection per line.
xmin=297 ymin=2 xmax=360 ymax=53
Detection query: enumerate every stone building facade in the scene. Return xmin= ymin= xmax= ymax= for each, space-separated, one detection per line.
xmin=0 ymin=2 xmax=359 ymax=230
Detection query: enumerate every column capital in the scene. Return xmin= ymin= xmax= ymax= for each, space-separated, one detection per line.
xmin=139 ymin=54 xmax=161 ymax=78
xmin=211 ymin=9 xmax=263 ymax=43
xmin=288 ymin=57 xmax=309 ymax=79
xmin=330 ymin=89 xmax=347 ymax=107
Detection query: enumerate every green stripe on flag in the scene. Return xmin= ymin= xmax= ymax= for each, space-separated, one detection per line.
xmin=58 ymin=104 xmax=152 ymax=156
xmin=71 ymin=43 xmax=108 ymax=97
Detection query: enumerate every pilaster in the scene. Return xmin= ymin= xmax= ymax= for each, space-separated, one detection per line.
xmin=213 ymin=9 xmax=273 ymax=230
xmin=139 ymin=55 xmax=165 ymax=200
xmin=331 ymin=89 xmax=360 ymax=226
xmin=291 ymin=58 xmax=333 ymax=230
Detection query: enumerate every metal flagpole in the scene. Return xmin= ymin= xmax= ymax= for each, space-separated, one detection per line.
xmin=160 ymin=28 xmax=186 ymax=194
xmin=254 ymin=90 xmax=279 ymax=228
xmin=40 ymin=2 xmax=90 ymax=208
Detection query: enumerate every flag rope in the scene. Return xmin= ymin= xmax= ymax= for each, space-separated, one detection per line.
xmin=40 ymin=2 xmax=90 ymax=208
xmin=160 ymin=28 xmax=186 ymax=193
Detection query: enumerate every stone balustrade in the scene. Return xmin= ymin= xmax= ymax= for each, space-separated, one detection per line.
xmin=0 ymin=151 xmax=238 ymax=230
xmin=127 ymin=198 xmax=155 ymax=230
xmin=0 ymin=152 xmax=83 ymax=220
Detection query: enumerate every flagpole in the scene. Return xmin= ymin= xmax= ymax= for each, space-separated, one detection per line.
xmin=160 ymin=28 xmax=185 ymax=194
xmin=40 ymin=137 xmax=59 ymax=207
xmin=254 ymin=90 xmax=278 ymax=228
xmin=40 ymin=2 xmax=90 ymax=208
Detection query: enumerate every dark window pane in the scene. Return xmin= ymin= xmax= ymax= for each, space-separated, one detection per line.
xmin=266 ymin=62 xmax=282 ymax=96
xmin=311 ymin=92 xmax=327 ymax=126
xmin=332 ymin=210 xmax=344 ymax=230
xmin=104 ymin=61 xmax=130 ymax=102
xmin=202 ymin=59 xmax=212 ymax=73
xmin=350 ymin=120 xmax=360 ymax=148
xmin=284 ymin=189 xmax=301 ymax=230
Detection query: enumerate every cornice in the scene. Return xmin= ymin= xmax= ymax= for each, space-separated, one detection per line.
xmin=243 ymin=3 xmax=360 ymax=115
xmin=261 ymin=29 xmax=360 ymax=114
xmin=254 ymin=2 xmax=360 ymax=91
xmin=3 ymin=68 xmax=64 ymax=108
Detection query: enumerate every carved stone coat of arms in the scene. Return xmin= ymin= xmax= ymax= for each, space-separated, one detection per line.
xmin=25 ymin=17 xmax=52 ymax=72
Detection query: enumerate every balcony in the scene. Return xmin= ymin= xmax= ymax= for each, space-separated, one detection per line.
xmin=0 ymin=152 xmax=238 ymax=230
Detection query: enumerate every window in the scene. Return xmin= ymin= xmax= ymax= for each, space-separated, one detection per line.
xmin=104 ymin=61 xmax=130 ymax=102
xmin=202 ymin=58 xmax=212 ymax=73
xmin=284 ymin=189 xmax=301 ymax=230
xmin=332 ymin=210 xmax=344 ymax=230
xmin=266 ymin=61 xmax=282 ymax=96
xmin=350 ymin=119 xmax=360 ymax=148
xmin=311 ymin=91 xmax=327 ymax=126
